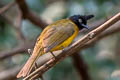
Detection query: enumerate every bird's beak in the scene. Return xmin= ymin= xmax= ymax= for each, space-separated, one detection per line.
xmin=81 ymin=24 xmax=90 ymax=30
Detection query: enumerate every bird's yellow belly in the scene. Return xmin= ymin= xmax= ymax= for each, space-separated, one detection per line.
xmin=51 ymin=25 xmax=79 ymax=51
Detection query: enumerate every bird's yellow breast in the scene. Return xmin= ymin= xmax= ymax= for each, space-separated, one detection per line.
xmin=51 ymin=20 xmax=79 ymax=51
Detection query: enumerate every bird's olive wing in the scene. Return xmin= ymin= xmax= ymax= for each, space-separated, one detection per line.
xmin=42 ymin=23 xmax=75 ymax=53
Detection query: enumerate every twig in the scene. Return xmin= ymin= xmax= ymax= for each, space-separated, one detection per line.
xmin=0 ymin=12 xmax=25 ymax=41
xmin=24 ymin=12 xmax=120 ymax=80
xmin=83 ymin=20 xmax=120 ymax=49
xmin=14 ymin=8 xmax=25 ymax=41
xmin=0 ymin=2 xmax=15 ymax=14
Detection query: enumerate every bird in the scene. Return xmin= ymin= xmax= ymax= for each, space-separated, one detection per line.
xmin=17 ymin=14 xmax=94 ymax=78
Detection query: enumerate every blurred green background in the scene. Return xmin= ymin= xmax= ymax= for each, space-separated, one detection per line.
xmin=0 ymin=0 xmax=120 ymax=80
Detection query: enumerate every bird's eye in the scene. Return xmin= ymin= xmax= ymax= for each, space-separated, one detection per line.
xmin=78 ymin=19 xmax=82 ymax=23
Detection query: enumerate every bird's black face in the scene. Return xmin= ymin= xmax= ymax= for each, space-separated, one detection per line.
xmin=69 ymin=15 xmax=94 ymax=30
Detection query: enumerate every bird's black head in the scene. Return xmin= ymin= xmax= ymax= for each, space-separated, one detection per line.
xmin=69 ymin=15 xmax=94 ymax=30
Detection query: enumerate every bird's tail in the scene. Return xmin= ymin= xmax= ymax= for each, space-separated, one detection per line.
xmin=17 ymin=45 xmax=44 ymax=78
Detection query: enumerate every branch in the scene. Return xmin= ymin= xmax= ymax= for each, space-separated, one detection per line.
xmin=72 ymin=53 xmax=91 ymax=80
xmin=0 ymin=66 xmax=20 ymax=80
xmin=24 ymin=13 xmax=120 ymax=80
xmin=0 ymin=42 xmax=34 ymax=60
xmin=15 ymin=0 xmax=48 ymax=29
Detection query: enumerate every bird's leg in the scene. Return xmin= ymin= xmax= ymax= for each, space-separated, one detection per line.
xmin=50 ymin=51 xmax=56 ymax=59
xmin=27 ymin=49 xmax=44 ymax=80
xmin=50 ymin=46 xmax=65 ymax=59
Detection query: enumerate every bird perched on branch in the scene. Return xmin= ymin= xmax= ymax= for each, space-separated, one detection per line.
xmin=17 ymin=14 xmax=94 ymax=78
